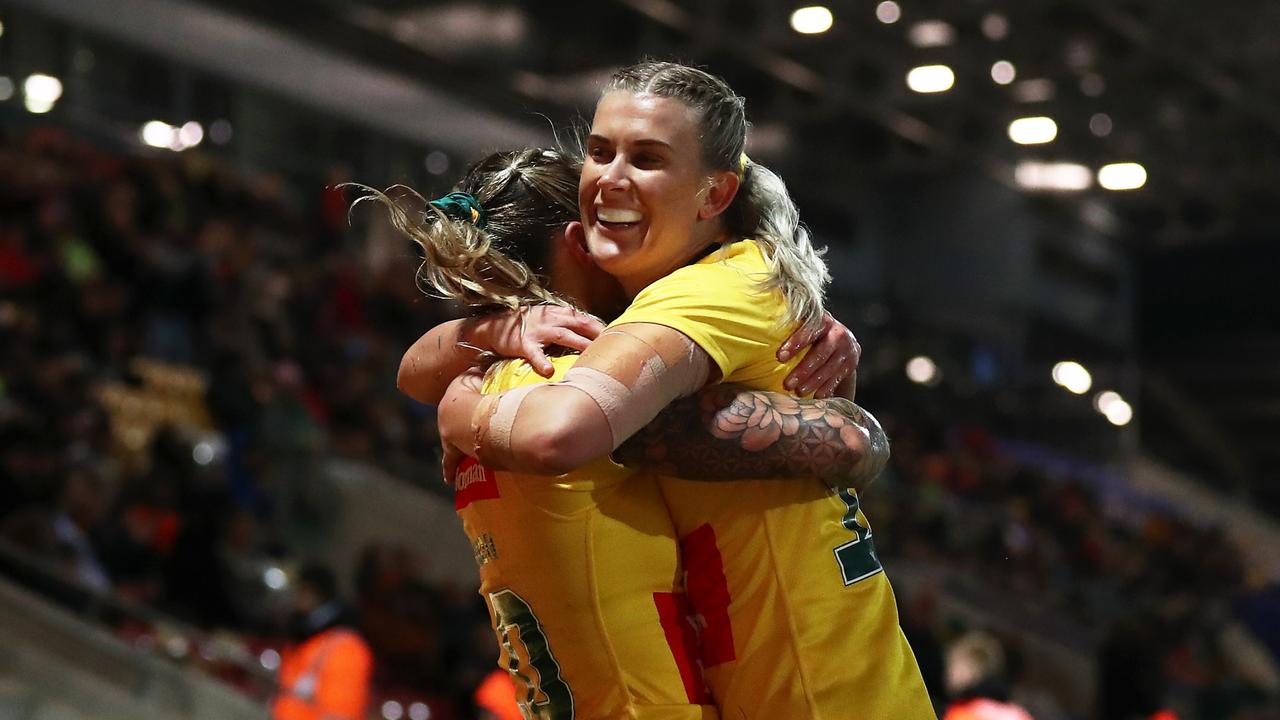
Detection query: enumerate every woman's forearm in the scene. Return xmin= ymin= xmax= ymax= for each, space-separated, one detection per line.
xmin=458 ymin=324 xmax=711 ymax=475
xmin=398 ymin=318 xmax=483 ymax=405
xmin=613 ymin=385 xmax=890 ymax=494
xmin=439 ymin=373 xmax=614 ymax=475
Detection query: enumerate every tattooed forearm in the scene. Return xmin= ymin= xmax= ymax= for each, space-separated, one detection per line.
xmin=614 ymin=384 xmax=890 ymax=493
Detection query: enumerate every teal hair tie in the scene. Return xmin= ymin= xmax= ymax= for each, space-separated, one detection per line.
xmin=429 ymin=191 xmax=487 ymax=229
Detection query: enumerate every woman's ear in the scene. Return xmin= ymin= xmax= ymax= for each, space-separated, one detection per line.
xmin=562 ymin=221 xmax=595 ymax=266
xmin=698 ymin=170 xmax=740 ymax=221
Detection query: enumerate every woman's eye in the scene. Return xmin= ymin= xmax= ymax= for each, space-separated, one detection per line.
xmin=634 ymin=154 xmax=662 ymax=167
xmin=589 ymin=147 xmax=611 ymax=161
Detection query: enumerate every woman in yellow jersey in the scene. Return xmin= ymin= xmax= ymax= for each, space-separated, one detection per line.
xmin=438 ymin=62 xmax=935 ymax=719
xmin=361 ymin=149 xmax=887 ymax=719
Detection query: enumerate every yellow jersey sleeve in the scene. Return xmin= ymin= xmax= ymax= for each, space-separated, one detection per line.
xmin=608 ymin=240 xmax=795 ymax=383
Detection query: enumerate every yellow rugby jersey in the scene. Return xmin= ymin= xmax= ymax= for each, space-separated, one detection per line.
xmin=458 ymin=356 xmax=718 ymax=720
xmin=611 ymin=240 xmax=935 ymax=720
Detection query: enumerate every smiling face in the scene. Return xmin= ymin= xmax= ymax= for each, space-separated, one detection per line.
xmin=579 ymin=91 xmax=738 ymax=296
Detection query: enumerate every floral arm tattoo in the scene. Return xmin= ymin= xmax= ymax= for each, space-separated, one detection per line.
xmin=613 ymin=384 xmax=891 ymax=493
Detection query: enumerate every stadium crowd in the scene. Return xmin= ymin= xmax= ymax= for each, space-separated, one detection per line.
xmin=1 ymin=125 xmax=1277 ymax=719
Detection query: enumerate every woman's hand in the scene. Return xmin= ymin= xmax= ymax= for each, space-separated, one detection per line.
xmin=399 ymin=305 xmax=603 ymax=405
xmin=476 ymin=305 xmax=605 ymax=378
xmin=777 ymin=312 xmax=861 ymax=399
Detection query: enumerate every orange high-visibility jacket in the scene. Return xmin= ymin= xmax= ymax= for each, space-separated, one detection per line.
xmin=272 ymin=628 xmax=373 ymax=720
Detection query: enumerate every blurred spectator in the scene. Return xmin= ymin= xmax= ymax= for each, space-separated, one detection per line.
xmin=1 ymin=465 xmax=113 ymax=592
xmin=272 ymin=564 xmax=373 ymax=720
xmin=943 ymin=631 xmax=1035 ymax=720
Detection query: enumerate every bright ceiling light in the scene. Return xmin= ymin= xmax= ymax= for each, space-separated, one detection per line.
xmin=875 ymin=1 xmax=901 ymax=24
xmin=178 ymin=121 xmax=204 ymax=149
xmin=991 ymin=60 xmax=1016 ymax=85
xmin=1103 ymin=398 xmax=1133 ymax=426
xmin=0 ymin=77 xmax=13 ymax=102
xmin=23 ymin=73 xmax=62 ymax=113
xmin=791 ymin=6 xmax=834 ymax=35
xmin=906 ymin=65 xmax=955 ymax=94
xmin=1014 ymin=161 xmax=1092 ymax=192
xmin=1052 ymin=361 xmax=1092 ymax=394
xmin=1098 ymin=162 xmax=1147 ymax=190
xmin=908 ymin=20 xmax=955 ymax=48
xmin=1093 ymin=390 xmax=1122 ymax=413
xmin=906 ymin=356 xmax=940 ymax=385
xmin=1008 ymin=116 xmax=1058 ymax=145
xmin=24 ymin=73 xmax=62 ymax=104
xmin=981 ymin=13 xmax=1008 ymax=40
xmin=141 ymin=120 xmax=176 ymax=149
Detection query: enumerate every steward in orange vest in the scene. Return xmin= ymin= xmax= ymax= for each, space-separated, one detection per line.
xmin=272 ymin=565 xmax=373 ymax=720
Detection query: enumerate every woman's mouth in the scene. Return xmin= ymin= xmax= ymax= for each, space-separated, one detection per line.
xmin=596 ymin=207 xmax=643 ymax=230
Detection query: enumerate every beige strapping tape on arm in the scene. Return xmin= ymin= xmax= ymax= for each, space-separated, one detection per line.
xmin=471 ymin=383 xmax=540 ymax=465
xmin=561 ymin=327 xmax=709 ymax=448
xmin=472 ymin=328 xmax=710 ymax=460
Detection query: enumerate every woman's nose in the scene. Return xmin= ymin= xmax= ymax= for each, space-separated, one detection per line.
xmin=597 ymin=157 xmax=631 ymax=191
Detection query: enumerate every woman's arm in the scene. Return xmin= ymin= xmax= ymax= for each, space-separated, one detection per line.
xmin=440 ymin=374 xmax=888 ymax=492
xmin=612 ymin=385 xmax=889 ymax=494
xmin=440 ymin=323 xmax=712 ymax=475
xmin=398 ymin=306 xmax=604 ymax=405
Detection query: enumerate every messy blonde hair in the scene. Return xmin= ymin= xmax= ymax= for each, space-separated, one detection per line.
xmin=606 ymin=61 xmax=830 ymax=332
xmin=351 ymin=148 xmax=580 ymax=314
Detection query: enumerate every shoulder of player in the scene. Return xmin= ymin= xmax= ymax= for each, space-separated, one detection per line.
xmin=633 ymin=241 xmax=770 ymax=301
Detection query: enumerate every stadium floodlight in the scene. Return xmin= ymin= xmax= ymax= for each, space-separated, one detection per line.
xmin=1093 ymin=390 xmax=1122 ymax=413
xmin=1014 ymin=161 xmax=1092 ymax=192
xmin=23 ymin=73 xmax=62 ymax=114
xmin=1008 ymin=116 xmax=1058 ymax=144
xmin=907 ymin=65 xmax=955 ymax=94
xmin=1051 ymin=361 xmax=1092 ymax=394
xmin=1103 ymin=398 xmax=1133 ymax=426
xmin=906 ymin=355 xmax=940 ymax=385
xmin=875 ymin=1 xmax=901 ymax=24
xmin=791 ymin=6 xmax=834 ymax=35
xmin=1098 ymin=162 xmax=1147 ymax=190
xmin=179 ymin=121 xmax=204 ymax=149
xmin=991 ymin=61 xmax=1016 ymax=85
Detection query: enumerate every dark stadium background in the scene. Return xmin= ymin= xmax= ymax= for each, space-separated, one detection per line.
xmin=1 ymin=1 xmax=1277 ymax=719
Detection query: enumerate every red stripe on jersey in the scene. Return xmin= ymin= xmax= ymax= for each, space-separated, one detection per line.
xmin=454 ymin=457 xmax=499 ymax=510
xmin=653 ymin=592 xmax=711 ymax=704
xmin=680 ymin=523 xmax=736 ymax=667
